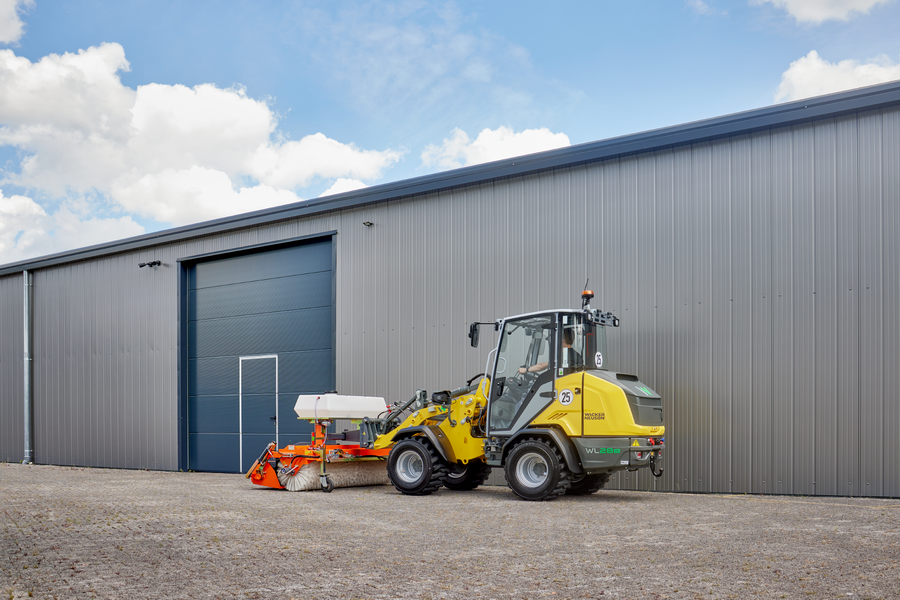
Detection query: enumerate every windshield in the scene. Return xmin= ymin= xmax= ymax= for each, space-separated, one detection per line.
xmin=558 ymin=312 xmax=608 ymax=374
xmin=494 ymin=315 xmax=553 ymax=377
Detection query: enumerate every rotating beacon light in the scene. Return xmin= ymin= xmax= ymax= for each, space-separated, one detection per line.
xmin=581 ymin=289 xmax=594 ymax=311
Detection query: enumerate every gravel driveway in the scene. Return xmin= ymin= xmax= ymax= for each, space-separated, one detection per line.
xmin=2 ymin=462 xmax=898 ymax=599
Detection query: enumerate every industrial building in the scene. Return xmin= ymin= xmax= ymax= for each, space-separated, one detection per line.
xmin=2 ymin=81 xmax=898 ymax=497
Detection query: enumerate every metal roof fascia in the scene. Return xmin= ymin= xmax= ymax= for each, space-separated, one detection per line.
xmin=175 ymin=230 xmax=338 ymax=264
xmin=3 ymin=79 xmax=900 ymax=277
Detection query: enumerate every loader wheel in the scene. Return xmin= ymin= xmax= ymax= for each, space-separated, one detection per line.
xmin=444 ymin=460 xmax=492 ymax=491
xmin=505 ymin=438 xmax=572 ymax=501
xmin=566 ymin=472 xmax=610 ymax=495
xmin=387 ymin=438 xmax=447 ymax=496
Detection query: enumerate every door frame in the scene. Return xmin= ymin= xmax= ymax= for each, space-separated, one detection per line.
xmin=239 ymin=354 xmax=279 ymax=472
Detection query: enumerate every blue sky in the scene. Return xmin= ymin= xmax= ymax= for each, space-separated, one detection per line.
xmin=2 ymin=0 xmax=900 ymax=263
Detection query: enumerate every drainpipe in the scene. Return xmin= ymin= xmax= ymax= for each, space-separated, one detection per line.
xmin=23 ymin=270 xmax=33 ymax=464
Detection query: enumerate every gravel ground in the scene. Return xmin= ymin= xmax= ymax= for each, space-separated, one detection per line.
xmin=1 ymin=462 xmax=899 ymax=599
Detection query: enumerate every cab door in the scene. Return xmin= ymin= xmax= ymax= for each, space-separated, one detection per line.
xmin=488 ymin=314 xmax=556 ymax=433
xmin=533 ymin=312 xmax=592 ymax=436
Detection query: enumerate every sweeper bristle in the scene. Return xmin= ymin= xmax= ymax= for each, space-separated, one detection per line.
xmin=277 ymin=461 xmax=389 ymax=492
xmin=277 ymin=463 xmax=321 ymax=492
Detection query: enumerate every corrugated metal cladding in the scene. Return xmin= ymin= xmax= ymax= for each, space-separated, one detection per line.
xmin=0 ymin=273 xmax=24 ymax=462
xmin=187 ymin=239 xmax=335 ymax=473
xmin=28 ymin=255 xmax=178 ymax=469
xmin=336 ymin=105 xmax=900 ymax=498
xmin=1 ymin=100 xmax=898 ymax=498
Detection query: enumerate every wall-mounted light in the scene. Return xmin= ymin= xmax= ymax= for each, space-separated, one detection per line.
xmin=138 ymin=260 xmax=162 ymax=268
xmin=362 ymin=221 xmax=374 ymax=227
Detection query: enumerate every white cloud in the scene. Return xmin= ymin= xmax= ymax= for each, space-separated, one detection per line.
xmin=320 ymin=178 xmax=367 ymax=197
xmin=128 ymin=82 xmax=273 ymax=180
xmin=421 ymin=126 xmax=570 ymax=170
xmin=110 ymin=166 xmax=301 ymax=226
xmin=298 ymin=3 xmax=514 ymax=114
xmin=0 ymin=42 xmax=404 ymax=239
xmin=686 ymin=0 xmax=718 ymax=15
xmin=0 ymin=0 xmax=32 ymax=45
xmin=0 ymin=44 xmax=138 ymax=194
xmin=0 ymin=190 xmax=144 ymax=263
xmin=754 ymin=0 xmax=895 ymax=23
xmin=292 ymin=2 xmax=576 ymax=129
xmin=249 ymin=133 xmax=404 ymax=189
xmin=776 ymin=50 xmax=900 ymax=101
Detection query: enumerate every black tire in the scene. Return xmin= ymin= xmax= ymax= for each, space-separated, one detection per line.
xmin=565 ymin=472 xmax=610 ymax=496
xmin=444 ymin=460 xmax=492 ymax=491
xmin=386 ymin=438 xmax=447 ymax=496
xmin=504 ymin=438 xmax=572 ymax=501
xmin=321 ymin=477 xmax=334 ymax=493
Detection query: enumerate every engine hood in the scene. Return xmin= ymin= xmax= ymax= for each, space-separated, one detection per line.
xmin=585 ymin=370 xmax=661 ymax=399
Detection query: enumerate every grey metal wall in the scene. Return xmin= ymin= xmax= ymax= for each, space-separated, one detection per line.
xmin=0 ymin=272 xmax=23 ymax=462
xmin=4 ymin=103 xmax=898 ymax=497
xmin=30 ymin=255 xmax=179 ymax=468
xmin=331 ymin=105 xmax=900 ymax=497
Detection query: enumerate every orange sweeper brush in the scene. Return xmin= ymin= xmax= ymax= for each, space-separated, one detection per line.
xmin=245 ymin=394 xmax=390 ymax=492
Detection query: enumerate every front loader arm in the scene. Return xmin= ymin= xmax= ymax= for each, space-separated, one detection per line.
xmin=361 ymin=380 xmax=487 ymax=450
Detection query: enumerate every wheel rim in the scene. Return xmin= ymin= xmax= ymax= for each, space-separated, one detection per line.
xmin=515 ymin=451 xmax=549 ymax=488
xmin=396 ymin=449 xmax=425 ymax=484
xmin=446 ymin=466 xmax=467 ymax=481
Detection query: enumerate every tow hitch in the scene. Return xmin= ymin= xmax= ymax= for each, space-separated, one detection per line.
xmin=648 ymin=437 xmax=664 ymax=478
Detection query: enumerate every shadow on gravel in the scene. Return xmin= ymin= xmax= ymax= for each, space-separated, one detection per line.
xmin=558 ymin=492 xmax=656 ymax=503
xmin=243 ymin=479 xmax=660 ymax=505
xmin=434 ymin=486 xmax=658 ymax=504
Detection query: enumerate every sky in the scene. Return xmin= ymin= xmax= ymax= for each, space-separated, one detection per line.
xmin=1 ymin=0 xmax=900 ymax=265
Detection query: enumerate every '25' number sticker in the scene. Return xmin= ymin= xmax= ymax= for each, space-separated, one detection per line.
xmin=559 ymin=389 xmax=574 ymax=406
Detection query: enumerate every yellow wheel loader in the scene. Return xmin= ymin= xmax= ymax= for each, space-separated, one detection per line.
xmin=359 ymin=291 xmax=666 ymax=501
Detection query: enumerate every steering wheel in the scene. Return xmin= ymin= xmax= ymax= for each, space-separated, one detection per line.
xmin=510 ymin=369 xmax=537 ymax=386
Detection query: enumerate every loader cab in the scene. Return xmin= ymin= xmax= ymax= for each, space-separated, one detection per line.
xmin=487 ymin=310 xmax=607 ymax=434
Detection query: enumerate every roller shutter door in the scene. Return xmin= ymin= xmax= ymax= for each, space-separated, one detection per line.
xmin=187 ymin=239 xmax=335 ymax=473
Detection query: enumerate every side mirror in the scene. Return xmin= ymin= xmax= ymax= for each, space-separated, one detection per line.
xmin=468 ymin=322 xmax=480 ymax=348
